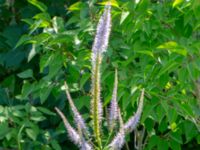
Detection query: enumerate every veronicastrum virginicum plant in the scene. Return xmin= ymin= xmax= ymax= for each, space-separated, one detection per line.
xmin=55 ymin=4 xmax=145 ymax=150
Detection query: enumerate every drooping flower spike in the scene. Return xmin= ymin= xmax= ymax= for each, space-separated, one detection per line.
xmin=108 ymin=107 xmax=125 ymax=150
xmin=108 ymin=69 xmax=119 ymax=131
xmin=55 ymin=107 xmax=92 ymax=150
xmin=108 ymin=89 xmax=145 ymax=150
xmin=124 ymin=89 xmax=144 ymax=133
xmin=64 ymin=82 xmax=89 ymax=137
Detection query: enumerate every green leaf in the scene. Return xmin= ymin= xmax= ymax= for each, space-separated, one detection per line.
xmin=136 ymin=50 xmax=154 ymax=58
xmin=52 ymin=17 xmax=65 ymax=33
xmin=98 ymin=0 xmax=119 ymax=8
xmin=15 ymin=34 xmax=31 ymax=49
xmin=37 ymin=107 xmax=55 ymax=116
xmin=43 ymin=52 xmax=63 ymax=80
xmin=51 ymin=140 xmax=62 ymax=150
xmin=17 ymin=69 xmax=33 ymax=79
xmin=120 ymin=11 xmax=130 ymax=25
xmin=158 ymin=138 xmax=168 ymax=150
xmin=40 ymin=85 xmax=53 ymax=104
xmin=148 ymin=135 xmax=159 ymax=149
xmin=25 ymin=128 xmax=37 ymax=141
xmin=28 ymin=0 xmax=47 ymax=12
xmin=157 ymin=61 xmax=178 ymax=77
xmin=30 ymin=115 xmax=46 ymax=122
xmin=28 ymin=44 xmax=37 ymax=62
xmin=0 ymin=122 xmax=10 ymax=140
xmin=173 ymin=0 xmax=183 ymax=8
xmin=170 ymin=131 xmax=183 ymax=144
xmin=183 ymin=120 xmax=198 ymax=143
xmin=68 ymin=2 xmax=82 ymax=11
xmin=169 ymin=140 xmax=181 ymax=150
xmin=157 ymin=41 xmax=187 ymax=56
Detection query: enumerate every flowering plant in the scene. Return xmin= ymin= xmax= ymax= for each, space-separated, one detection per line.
xmin=55 ymin=4 xmax=144 ymax=150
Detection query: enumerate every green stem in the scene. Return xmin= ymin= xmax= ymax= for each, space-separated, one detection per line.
xmin=17 ymin=124 xmax=25 ymax=150
xmin=92 ymin=54 xmax=102 ymax=149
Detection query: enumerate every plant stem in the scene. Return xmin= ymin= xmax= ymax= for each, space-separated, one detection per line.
xmin=92 ymin=54 xmax=102 ymax=148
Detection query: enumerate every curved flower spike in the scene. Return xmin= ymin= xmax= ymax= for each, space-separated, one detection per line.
xmin=64 ymin=82 xmax=89 ymax=137
xmin=108 ymin=69 xmax=118 ymax=131
xmin=108 ymin=108 xmax=125 ymax=150
xmin=55 ymin=107 xmax=92 ymax=150
xmin=124 ymin=89 xmax=145 ymax=133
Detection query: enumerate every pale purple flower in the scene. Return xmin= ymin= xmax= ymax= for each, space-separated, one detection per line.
xmin=108 ymin=108 xmax=125 ymax=150
xmin=55 ymin=107 xmax=92 ymax=150
xmin=109 ymin=130 xmax=125 ymax=150
xmin=124 ymin=89 xmax=145 ymax=133
xmin=92 ymin=4 xmax=111 ymax=62
xmin=108 ymin=69 xmax=118 ymax=130
xmin=90 ymin=4 xmax=112 ymax=145
xmin=64 ymin=82 xmax=89 ymax=136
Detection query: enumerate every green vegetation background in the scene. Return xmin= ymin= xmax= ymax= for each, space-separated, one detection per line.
xmin=0 ymin=0 xmax=200 ymax=149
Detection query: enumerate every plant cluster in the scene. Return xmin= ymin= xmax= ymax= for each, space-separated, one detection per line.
xmin=55 ymin=4 xmax=144 ymax=150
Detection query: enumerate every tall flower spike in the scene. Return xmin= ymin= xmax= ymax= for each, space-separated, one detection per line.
xmin=64 ymin=82 xmax=89 ymax=137
xmin=55 ymin=107 xmax=92 ymax=150
xmin=124 ymin=89 xmax=145 ymax=133
xmin=108 ymin=69 xmax=118 ymax=130
xmin=91 ymin=4 xmax=111 ymax=147
xmin=108 ymin=108 xmax=125 ymax=150
xmin=92 ymin=4 xmax=111 ymax=61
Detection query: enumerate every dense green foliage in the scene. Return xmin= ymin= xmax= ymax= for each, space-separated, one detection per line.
xmin=0 ymin=0 xmax=200 ymax=149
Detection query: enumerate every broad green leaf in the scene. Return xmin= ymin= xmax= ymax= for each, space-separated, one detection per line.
xmin=21 ymin=81 xmax=33 ymax=99
xmin=173 ymin=0 xmax=183 ymax=8
xmin=158 ymin=138 xmax=168 ymax=150
xmin=30 ymin=115 xmax=46 ymax=122
xmin=157 ymin=41 xmax=187 ymax=56
xmin=40 ymin=85 xmax=53 ymax=104
xmin=169 ymin=140 xmax=181 ymax=150
xmin=0 ymin=122 xmax=10 ymax=140
xmin=68 ymin=2 xmax=82 ymax=11
xmin=148 ymin=135 xmax=159 ymax=149
xmin=98 ymin=0 xmax=119 ymax=8
xmin=17 ymin=69 xmax=33 ymax=79
xmin=51 ymin=140 xmax=62 ymax=150
xmin=157 ymin=62 xmax=178 ymax=77
xmin=183 ymin=120 xmax=198 ymax=143
xmin=136 ymin=50 xmax=154 ymax=57
xmin=28 ymin=44 xmax=37 ymax=62
xmin=120 ymin=11 xmax=130 ymax=25
xmin=28 ymin=0 xmax=47 ymax=12
xmin=170 ymin=131 xmax=183 ymax=144
xmin=15 ymin=34 xmax=31 ymax=48
xmin=52 ymin=17 xmax=65 ymax=33
xmin=37 ymin=107 xmax=55 ymax=116
xmin=26 ymin=128 xmax=38 ymax=141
